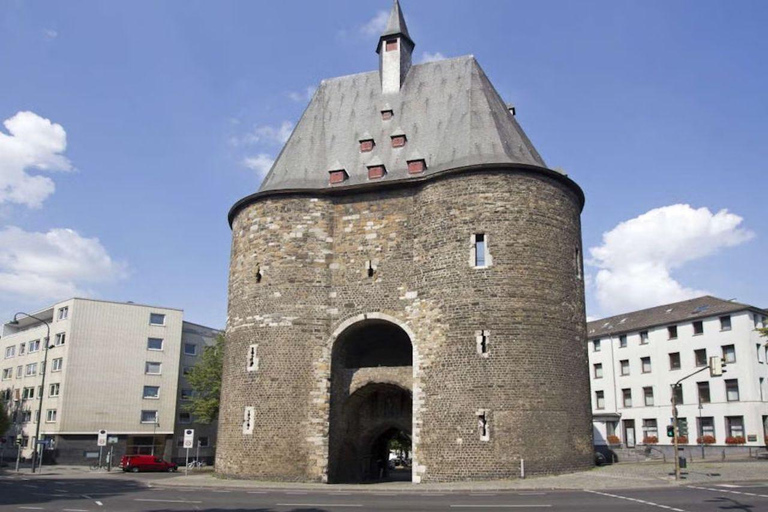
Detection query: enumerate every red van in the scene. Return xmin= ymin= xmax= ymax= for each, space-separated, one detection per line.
xmin=120 ymin=455 xmax=178 ymax=473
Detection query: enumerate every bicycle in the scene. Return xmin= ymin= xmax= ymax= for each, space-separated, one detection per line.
xmin=186 ymin=460 xmax=206 ymax=469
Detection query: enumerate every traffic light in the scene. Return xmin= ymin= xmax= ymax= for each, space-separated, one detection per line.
xmin=667 ymin=425 xmax=675 ymax=438
xmin=709 ymin=356 xmax=723 ymax=377
xmin=15 ymin=435 xmax=23 ymax=446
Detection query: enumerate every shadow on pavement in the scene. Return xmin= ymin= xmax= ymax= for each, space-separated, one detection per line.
xmin=0 ymin=476 xmax=146 ymax=507
xmin=706 ymin=496 xmax=755 ymax=511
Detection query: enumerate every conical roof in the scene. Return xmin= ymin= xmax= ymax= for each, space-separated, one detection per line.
xmin=380 ymin=0 xmax=412 ymax=44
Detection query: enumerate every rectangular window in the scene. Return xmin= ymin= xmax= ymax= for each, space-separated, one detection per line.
xmin=247 ymin=344 xmax=259 ymax=372
xmin=145 ymin=362 xmax=162 ymax=375
xmin=758 ymin=344 xmax=764 ymax=363
xmin=477 ymin=410 xmax=490 ymax=442
xmin=179 ymin=412 xmax=192 ymax=424
xmin=49 ymin=383 xmax=60 ymax=397
xmin=760 ymin=377 xmax=765 ymax=401
xmin=641 ymin=356 xmax=652 ymax=374
xmin=149 ymin=313 xmax=166 ymax=326
xmin=619 ymin=335 xmax=627 ymax=348
xmin=51 ymin=358 xmax=63 ymax=372
xmin=726 ymin=416 xmax=744 ymax=438
xmin=243 ymin=406 xmax=255 ymax=434
xmin=669 ymin=352 xmax=681 ymax=370
xmin=182 ymin=366 xmax=193 ymax=376
xmin=1 ymin=368 xmax=11 ymax=380
xmin=143 ymin=386 xmax=160 ymax=399
xmin=4 ymin=346 xmax=15 ymax=359
xmin=46 ymin=409 xmax=57 ymax=423
xmin=180 ymin=388 xmax=193 ymax=400
xmin=147 ymin=338 xmax=163 ymax=351
xmin=672 ymin=385 xmax=684 ymax=405
xmin=54 ymin=333 xmax=66 ymax=346
xmin=593 ymin=339 xmax=601 ymax=352
xmin=21 ymin=411 xmax=32 ymax=423
xmin=620 ymin=359 xmax=630 ymax=376
xmin=668 ymin=325 xmax=678 ymax=339
xmin=476 ymin=330 xmax=490 ymax=357
xmin=594 ymin=363 xmax=603 ymax=379
xmin=184 ymin=343 xmax=197 ymax=356
xmin=58 ymin=307 xmax=68 ymax=320
xmin=385 ymin=38 xmax=398 ymax=52
xmin=474 ymin=233 xmax=486 ymax=267
xmin=141 ymin=410 xmax=158 ymax=424
xmin=720 ymin=315 xmax=731 ymax=331
xmin=693 ymin=320 xmax=704 ymax=335
xmin=25 ymin=363 xmax=37 ymax=376
xmin=595 ymin=390 xmax=605 ymax=409
xmin=697 ymin=381 xmax=710 ymax=403
xmin=29 ymin=340 xmax=40 ymax=352
xmin=640 ymin=331 xmax=649 ymax=344
xmin=725 ymin=379 xmax=740 ymax=402
xmin=643 ymin=386 xmax=654 ymax=406
xmin=198 ymin=436 xmax=209 ymax=448
xmin=16 ymin=366 xmax=22 ymax=378
xmin=622 ymin=388 xmax=632 ymax=408
xmin=642 ymin=419 xmax=658 ymax=440
xmin=19 ymin=343 xmax=26 ymax=355
xmin=722 ymin=344 xmax=736 ymax=363
xmin=694 ymin=349 xmax=707 ymax=367
xmin=22 ymin=386 xmax=35 ymax=400
xmin=698 ymin=416 xmax=715 ymax=438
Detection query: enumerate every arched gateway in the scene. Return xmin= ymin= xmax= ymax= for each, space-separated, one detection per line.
xmin=328 ymin=319 xmax=413 ymax=483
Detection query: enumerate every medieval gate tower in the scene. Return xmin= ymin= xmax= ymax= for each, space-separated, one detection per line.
xmin=217 ymin=1 xmax=593 ymax=483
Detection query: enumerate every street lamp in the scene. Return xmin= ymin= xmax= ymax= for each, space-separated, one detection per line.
xmin=9 ymin=312 xmax=52 ymax=474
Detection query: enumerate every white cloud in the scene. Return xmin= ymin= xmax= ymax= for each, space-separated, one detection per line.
xmin=419 ymin=51 xmax=446 ymax=63
xmin=288 ymin=86 xmax=317 ymax=103
xmin=243 ymin=154 xmax=275 ymax=177
xmin=43 ymin=29 xmax=58 ymax=40
xmin=588 ymin=204 xmax=754 ymax=316
xmin=0 ymin=226 xmax=127 ymax=302
xmin=360 ymin=10 xmax=389 ymax=36
xmin=0 ymin=111 xmax=73 ymax=209
xmin=232 ymin=121 xmax=293 ymax=147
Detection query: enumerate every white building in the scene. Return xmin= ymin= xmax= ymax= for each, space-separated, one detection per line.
xmin=0 ymin=298 xmax=220 ymax=465
xmin=588 ymin=296 xmax=768 ymax=449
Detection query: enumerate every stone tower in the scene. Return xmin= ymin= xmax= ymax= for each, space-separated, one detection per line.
xmin=217 ymin=0 xmax=593 ymax=483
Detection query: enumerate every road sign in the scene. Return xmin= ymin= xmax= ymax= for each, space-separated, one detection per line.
xmin=107 ymin=436 xmax=118 ymax=445
xmin=183 ymin=429 xmax=194 ymax=449
xmin=97 ymin=429 xmax=107 ymax=447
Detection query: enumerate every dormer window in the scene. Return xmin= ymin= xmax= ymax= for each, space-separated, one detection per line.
xmin=391 ymin=135 xmax=406 ymax=148
xmin=407 ymin=159 xmax=426 ymax=174
xmin=381 ymin=109 xmax=394 ymax=120
xmin=329 ymin=169 xmax=348 ymax=184
xmin=360 ymin=139 xmax=375 ymax=152
xmin=385 ymin=39 xmax=398 ymax=52
xmin=367 ymin=165 xmax=386 ymax=180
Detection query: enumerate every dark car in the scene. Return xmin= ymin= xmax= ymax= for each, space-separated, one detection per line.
xmin=121 ymin=455 xmax=178 ymax=473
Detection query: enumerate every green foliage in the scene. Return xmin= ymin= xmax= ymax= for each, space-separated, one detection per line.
xmin=387 ymin=431 xmax=411 ymax=458
xmin=758 ymin=326 xmax=768 ymax=339
xmin=184 ymin=334 xmax=225 ymax=424
xmin=0 ymin=401 xmax=10 ymax=437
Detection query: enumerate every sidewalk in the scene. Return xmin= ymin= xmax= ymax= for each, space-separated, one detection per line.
xmin=5 ymin=460 xmax=768 ymax=492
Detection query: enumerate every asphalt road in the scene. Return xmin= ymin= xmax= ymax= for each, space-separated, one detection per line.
xmin=1 ymin=475 xmax=768 ymax=512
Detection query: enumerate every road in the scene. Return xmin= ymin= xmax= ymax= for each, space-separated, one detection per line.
xmin=1 ymin=474 xmax=768 ymax=511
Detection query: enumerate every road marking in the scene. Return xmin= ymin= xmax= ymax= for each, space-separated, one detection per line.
xmin=717 ymin=484 xmax=742 ymax=488
xmin=277 ymin=504 xmax=362 ymax=508
xmin=585 ymin=490 xmax=687 ymax=512
xmin=211 ymin=490 xmax=231 ymax=493
xmin=94 ymin=501 xmax=102 ymax=507
xmin=470 ymin=493 xmax=498 ymax=496
xmin=450 ymin=506 xmax=552 ymax=509
xmin=134 ymin=499 xmax=203 ymax=504
xmin=285 ymin=491 xmax=308 ymax=495
xmin=248 ymin=491 xmax=268 ymax=494
xmin=18 ymin=508 xmax=45 ymax=511
xmin=689 ymin=485 xmax=768 ymax=499
xmin=62 ymin=509 xmax=89 ymax=512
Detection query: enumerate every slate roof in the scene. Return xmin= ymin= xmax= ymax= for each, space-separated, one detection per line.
xmin=587 ymin=295 xmax=762 ymax=339
xmin=257 ymin=55 xmax=550 ymax=194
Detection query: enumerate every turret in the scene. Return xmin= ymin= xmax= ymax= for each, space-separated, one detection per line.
xmin=377 ymin=0 xmax=414 ymax=94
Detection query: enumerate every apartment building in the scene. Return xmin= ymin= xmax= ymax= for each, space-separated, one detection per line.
xmin=588 ymin=296 xmax=768 ymax=449
xmin=0 ymin=298 xmax=220 ymax=465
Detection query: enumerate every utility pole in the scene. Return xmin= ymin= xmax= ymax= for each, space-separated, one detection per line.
xmin=671 ymin=384 xmax=681 ymax=481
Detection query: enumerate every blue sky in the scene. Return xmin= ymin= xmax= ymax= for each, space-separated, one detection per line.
xmin=0 ymin=0 xmax=766 ymax=327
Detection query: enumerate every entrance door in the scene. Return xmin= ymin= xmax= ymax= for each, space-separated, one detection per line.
xmin=624 ymin=420 xmax=636 ymax=448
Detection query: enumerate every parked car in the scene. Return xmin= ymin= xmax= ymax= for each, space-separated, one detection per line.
xmin=120 ymin=455 xmax=178 ymax=473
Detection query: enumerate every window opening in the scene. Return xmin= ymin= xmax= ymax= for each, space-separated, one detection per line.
xmin=247 ymin=344 xmax=259 ymax=372
xmin=476 ymin=330 xmax=490 ymax=357
xmin=477 ymin=410 xmax=490 ymax=441
xmin=243 ymin=406 xmax=255 ymax=434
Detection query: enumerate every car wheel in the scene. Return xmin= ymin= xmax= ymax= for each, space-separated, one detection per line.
xmin=131 ymin=467 xmax=140 ymax=473
xmin=167 ymin=467 xmax=175 ymax=472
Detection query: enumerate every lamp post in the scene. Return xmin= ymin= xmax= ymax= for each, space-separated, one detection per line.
xmin=9 ymin=313 xmax=51 ymax=474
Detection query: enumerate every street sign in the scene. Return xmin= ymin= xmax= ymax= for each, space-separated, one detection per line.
xmin=107 ymin=436 xmax=118 ymax=445
xmin=183 ymin=429 xmax=195 ymax=449
xmin=97 ymin=429 xmax=108 ymax=447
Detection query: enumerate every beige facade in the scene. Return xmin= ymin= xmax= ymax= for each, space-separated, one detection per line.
xmin=0 ymin=298 xmax=219 ymax=464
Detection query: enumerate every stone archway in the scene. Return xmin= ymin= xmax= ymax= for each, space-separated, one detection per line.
xmin=327 ymin=319 xmax=413 ymax=483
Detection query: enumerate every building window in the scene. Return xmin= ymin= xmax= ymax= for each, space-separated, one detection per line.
xmin=182 ymin=366 xmax=193 ymax=376
xmin=697 ymin=381 xmax=710 ymax=403
xmin=758 ymin=344 xmax=765 ymax=363
xmin=243 ymin=406 xmax=255 ymax=434
xmin=593 ymin=363 xmax=603 ymax=379
xmin=198 ymin=436 xmax=209 ymax=448
xmin=620 ymin=359 xmax=630 ymax=376
xmin=4 ymin=346 xmax=15 ymax=359
xmin=29 ymin=340 xmax=40 ymax=352
xmin=16 ymin=366 xmax=22 ymax=378
xmin=575 ymin=247 xmax=582 ymax=280
xmin=147 ymin=338 xmax=163 ymax=351
xmin=643 ymin=386 xmax=654 ymax=406
xmin=694 ymin=349 xmax=707 ymax=367
xmin=51 ymin=358 xmax=63 ymax=372
xmin=381 ymin=109 xmax=394 ymax=120
xmin=472 ymin=233 xmax=491 ymax=268
xmin=760 ymin=377 xmax=765 ymax=401
xmin=754 ymin=314 xmax=767 ymax=328
xmin=141 ymin=410 xmax=158 ymax=424
xmin=722 ymin=344 xmax=736 ymax=364
xmin=1 ymin=368 xmax=12 ymax=380
xmin=391 ymin=134 xmax=407 ymax=148
xmin=669 ymin=352 xmax=681 ymax=370
xmin=698 ymin=416 xmax=715 ymax=439
xmin=385 ymin=38 xmax=398 ymax=52
xmin=58 ymin=307 xmax=69 ymax=321
xmin=367 ymin=164 xmax=387 ymax=180
xmin=725 ymin=379 xmax=740 ymax=402
xmin=668 ymin=325 xmax=678 ymax=339
xmin=149 ymin=313 xmax=166 ymax=326
xmin=49 ymin=383 xmax=60 ymax=397
xmin=640 ymin=331 xmax=649 ymax=345
xmin=720 ymin=315 xmax=731 ymax=331
xmin=641 ymin=357 xmax=652 ymax=374
xmin=407 ymin=159 xmax=426 ymax=174
xmin=247 ymin=344 xmax=259 ymax=372
xmin=46 ymin=409 xmax=57 ymax=423
xmin=19 ymin=343 xmax=26 ymax=355
xmin=176 ymin=437 xmax=184 ymax=447
xmin=54 ymin=333 xmax=66 ymax=346
xmin=593 ymin=339 xmax=601 ymax=352
xmin=143 ymin=386 xmax=160 ymax=399
xmin=642 ymin=419 xmax=658 ymax=440
xmin=180 ymin=389 xmax=193 ymax=401
xmin=328 ymin=169 xmax=348 ymax=184
xmin=692 ymin=320 xmax=704 ymax=335
xmin=618 ymin=335 xmax=627 ymax=348
xmin=21 ymin=411 xmax=32 ymax=423
xmin=25 ymin=363 xmax=37 ymax=377
xmin=672 ymin=385 xmax=684 ymax=405
xmin=595 ymin=390 xmax=605 ymax=410
xmin=145 ymin=362 xmax=162 ymax=375
xmin=476 ymin=330 xmax=490 ymax=358
xmin=179 ymin=412 xmax=192 ymax=424
xmin=477 ymin=410 xmax=490 ymax=442
xmin=622 ymin=389 xmax=632 ymax=408
xmin=184 ymin=343 xmax=197 ymax=356
xmin=359 ymin=138 xmax=375 ymax=152
xmin=726 ymin=416 xmax=744 ymax=438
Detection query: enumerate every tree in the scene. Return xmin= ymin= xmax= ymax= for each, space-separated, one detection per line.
xmin=758 ymin=325 xmax=768 ymax=339
xmin=184 ymin=334 xmax=224 ymax=424
xmin=0 ymin=400 xmax=10 ymax=438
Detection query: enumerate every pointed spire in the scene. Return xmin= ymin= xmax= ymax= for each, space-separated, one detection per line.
xmin=379 ymin=0 xmax=413 ymax=47
xmin=377 ymin=1 xmax=415 ymax=94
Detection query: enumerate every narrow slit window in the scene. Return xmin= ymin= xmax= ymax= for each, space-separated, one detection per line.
xmin=247 ymin=344 xmax=259 ymax=372
xmin=477 ymin=410 xmax=490 ymax=442
xmin=243 ymin=406 xmax=255 ymax=434
xmin=476 ymin=330 xmax=490 ymax=357
xmin=575 ymin=246 xmax=582 ymax=280
xmin=255 ymin=264 xmax=263 ymax=283
xmin=474 ymin=234 xmax=487 ymax=267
